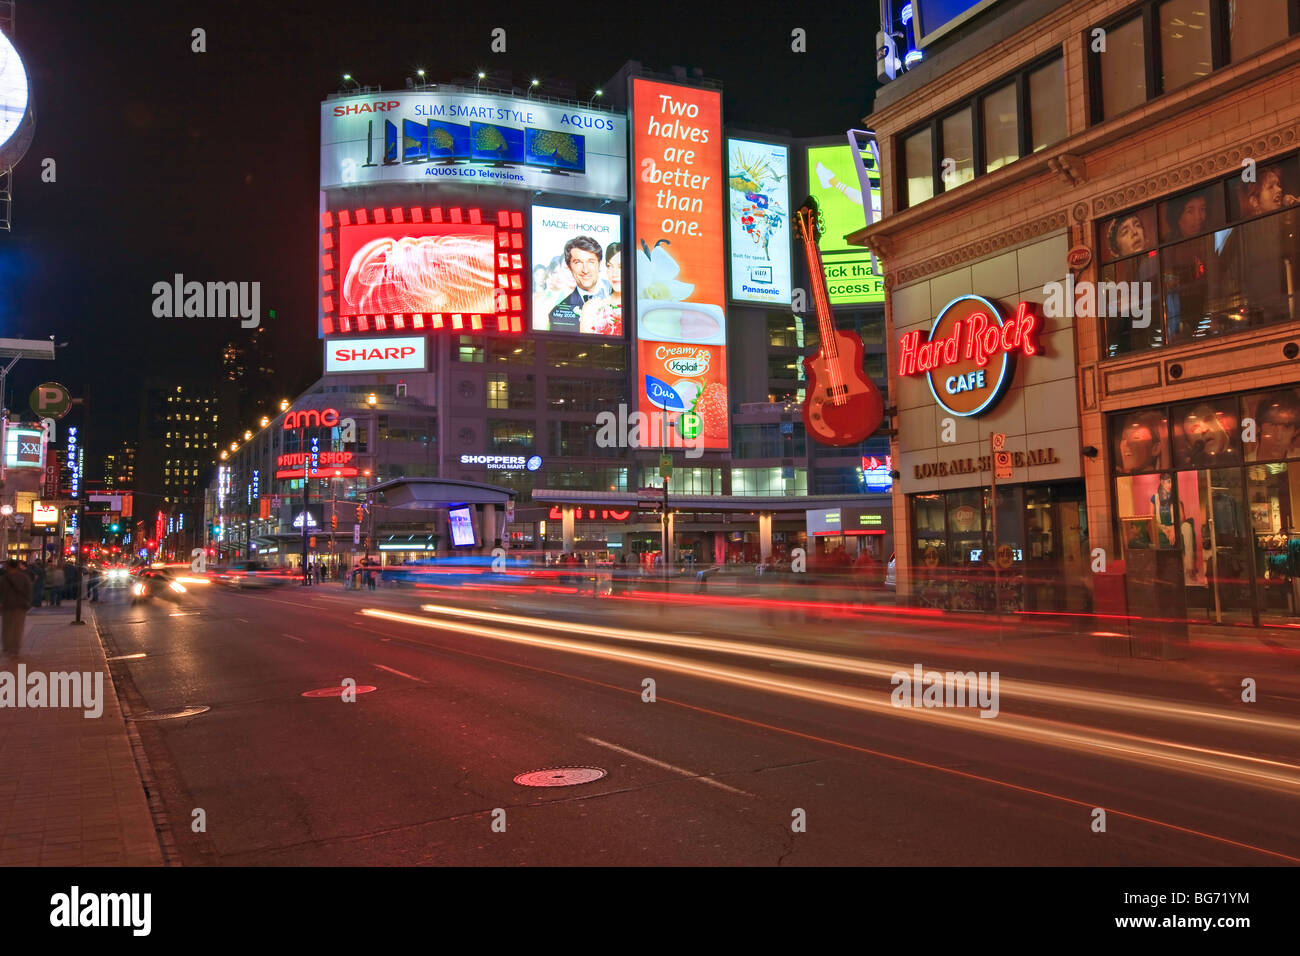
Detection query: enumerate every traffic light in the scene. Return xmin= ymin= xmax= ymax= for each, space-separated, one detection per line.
xmin=309 ymin=536 xmax=317 ymax=549
xmin=355 ymin=505 xmax=363 ymax=522
xmin=331 ymin=513 xmax=338 ymax=531
xmin=109 ymin=523 xmax=120 ymax=534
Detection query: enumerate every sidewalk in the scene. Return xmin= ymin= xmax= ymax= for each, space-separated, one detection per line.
xmin=0 ymin=605 xmax=163 ymax=866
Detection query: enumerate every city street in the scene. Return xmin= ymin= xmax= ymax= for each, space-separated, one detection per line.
xmin=90 ymin=580 xmax=1300 ymax=866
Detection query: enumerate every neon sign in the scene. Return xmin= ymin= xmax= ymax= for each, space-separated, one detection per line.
xmin=547 ymin=506 xmax=632 ymax=521
xmin=283 ymin=408 xmax=341 ymax=429
xmin=278 ymin=451 xmax=353 ymax=468
xmin=275 ymin=467 xmax=359 ymax=479
xmin=898 ymin=296 xmax=1038 ymax=418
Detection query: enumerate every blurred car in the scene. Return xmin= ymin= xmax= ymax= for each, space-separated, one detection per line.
xmin=884 ymin=553 xmax=896 ymax=590
xmin=130 ymin=566 xmax=189 ymax=604
xmin=215 ymin=560 xmax=293 ymax=590
xmin=102 ymin=565 xmax=133 ymax=588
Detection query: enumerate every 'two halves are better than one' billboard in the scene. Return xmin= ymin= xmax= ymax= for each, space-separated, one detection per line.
xmin=321 ymin=91 xmax=628 ymax=201
xmin=631 ymin=78 xmax=729 ymax=452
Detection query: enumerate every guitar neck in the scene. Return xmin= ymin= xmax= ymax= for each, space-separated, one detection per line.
xmin=799 ymin=226 xmax=840 ymax=359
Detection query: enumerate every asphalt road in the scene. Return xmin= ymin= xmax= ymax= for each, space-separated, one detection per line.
xmin=89 ymin=578 xmax=1300 ymax=866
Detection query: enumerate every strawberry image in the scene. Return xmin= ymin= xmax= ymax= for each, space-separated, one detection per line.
xmin=693 ymin=382 xmax=729 ymax=442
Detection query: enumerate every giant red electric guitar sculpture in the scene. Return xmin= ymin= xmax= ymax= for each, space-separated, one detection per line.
xmin=794 ymin=197 xmax=885 ymax=446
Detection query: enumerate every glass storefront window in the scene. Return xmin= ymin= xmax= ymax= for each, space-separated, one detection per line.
xmin=1243 ymin=388 xmax=1300 ymax=462
xmin=1246 ymin=462 xmax=1300 ymax=618
xmin=1171 ymin=398 xmax=1240 ymax=469
xmin=1101 ymin=252 xmax=1164 ymax=356
xmin=1101 ymin=156 xmax=1300 ymax=356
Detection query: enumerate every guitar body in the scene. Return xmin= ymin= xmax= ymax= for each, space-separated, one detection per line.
xmin=802 ymin=329 xmax=885 ymax=446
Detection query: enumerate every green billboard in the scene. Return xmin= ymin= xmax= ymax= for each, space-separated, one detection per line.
xmin=806 ymin=144 xmax=884 ymax=305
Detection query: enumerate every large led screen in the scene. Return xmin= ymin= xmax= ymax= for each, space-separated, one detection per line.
xmin=727 ymin=138 xmax=791 ymax=306
xmin=631 ymin=78 xmax=729 ymax=451
xmin=448 ymin=505 xmax=477 ymax=547
xmin=806 ymin=143 xmax=884 ymax=306
xmin=338 ymin=222 xmax=497 ymax=317
xmin=531 ymin=205 xmax=622 ymax=335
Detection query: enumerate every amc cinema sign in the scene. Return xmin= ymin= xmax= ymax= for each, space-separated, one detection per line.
xmin=897 ymin=295 xmax=1039 ymax=417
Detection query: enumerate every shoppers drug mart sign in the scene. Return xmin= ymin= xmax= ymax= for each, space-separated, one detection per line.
xmin=897 ymin=295 xmax=1038 ymax=417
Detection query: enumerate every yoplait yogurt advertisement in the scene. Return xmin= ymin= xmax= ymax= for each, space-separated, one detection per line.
xmin=631 ymin=77 xmax=729 ymax=451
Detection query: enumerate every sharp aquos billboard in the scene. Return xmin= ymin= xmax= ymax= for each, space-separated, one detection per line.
xmin=321 ymin=91 xmax=627 ymax=201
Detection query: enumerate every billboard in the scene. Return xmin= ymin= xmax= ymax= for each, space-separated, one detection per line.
xmin=727 ymin=138 xmax=791 ymax=306
xmin=338 ymin=222 xmax=499 ymax=317
xmin=32 ymin=501 xmax=58 ymax=527
xmin=320 ymin=206 xmax=526 ymax=337
xmin=806 ymin=143 xmax=884 ymax=306
xmin=631 ymin=78 xmax=729 ymax=451
xmin=448 ymin=505 xmax=477 ymax=547
xmin=912 ymin=0 xmax=1003 ymax=48
xmin=321 ymin=92 xmax=627 ymax=200
xmin=5 ymin=427 xmax=43 ymax=469
xmin=530 ymin=205 xmax=623 ymax=335
xmin=325 ymin=336 xmax=427 ymax=373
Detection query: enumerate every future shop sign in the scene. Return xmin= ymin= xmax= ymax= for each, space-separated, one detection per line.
xmin=897 ymin=295 xmax=1039 ymax=418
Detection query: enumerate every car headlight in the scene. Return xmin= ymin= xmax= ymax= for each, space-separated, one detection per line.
xmin=132 ymin=582 xmax=146 ymax=596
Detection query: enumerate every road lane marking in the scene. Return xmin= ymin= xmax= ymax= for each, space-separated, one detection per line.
xmin=354 ymin=610 xmax=1300 ymax=864
xmin=373 ymin=663 xmax=423 ymax=682
xmin=414 ymin=602 xmax=1300 ymax=740
xmin=583 ymin=735 xmax=753 ymax=796
xmin=366 ymin=607 xmax=1300 ymax=798
xmin=282 ymin=633 xmax=307 ymax=643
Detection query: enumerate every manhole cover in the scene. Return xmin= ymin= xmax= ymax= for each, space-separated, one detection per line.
xmin=513 ymin=767 xmax=607 ymax=788
xmin=132 ymin=706 xmax=210 ymax=720
xmin=302 ymin=685 xmax=378 ymax=698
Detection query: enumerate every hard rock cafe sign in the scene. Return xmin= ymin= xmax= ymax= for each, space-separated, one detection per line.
xmin=897 ymin=295 xmax=1039 ymax=417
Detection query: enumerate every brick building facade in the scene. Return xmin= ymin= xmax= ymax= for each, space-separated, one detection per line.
xmin=858 ymin=0 xmax=1300 ymax=624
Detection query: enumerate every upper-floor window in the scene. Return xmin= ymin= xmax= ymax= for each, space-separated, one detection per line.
xmin=1089 ymin=0 xmax=1298 ymax=124
xmin=899 ymin=54 xmax=1065 ymax=210
xmin=1100 ymin=151 xmax=1300 ymax=358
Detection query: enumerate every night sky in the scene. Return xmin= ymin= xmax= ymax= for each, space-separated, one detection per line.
xmin=1 ymin=0 xmax=879 ymax=469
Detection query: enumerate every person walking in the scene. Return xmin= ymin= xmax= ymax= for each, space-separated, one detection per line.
xmin=28 ymin=559 xmax=44 ymax=609
xmin=65 ymin=561 xmax=80 ymax=604
xmin=48 ymin=560 xmax=66 ymax=607
xmin=1 ymin=559 xmax=34 ymax=658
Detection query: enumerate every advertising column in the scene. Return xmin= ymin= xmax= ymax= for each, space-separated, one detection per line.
xmin=630 ymin=79 xmax=729 ymax=451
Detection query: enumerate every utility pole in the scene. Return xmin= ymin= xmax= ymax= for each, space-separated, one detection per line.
xmin=300 ymin=426 xmax=309 ymax=585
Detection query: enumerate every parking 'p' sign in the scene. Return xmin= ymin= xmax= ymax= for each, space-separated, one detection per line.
xmin=30 ymin=382 xmax=72 ymax=419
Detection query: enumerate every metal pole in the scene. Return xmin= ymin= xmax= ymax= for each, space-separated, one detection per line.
xmin=990 ymin=435 xmax=999 ymax=622
xmin=661 ymin=408 xmax=669 ymax=580
xmin=300 ymin=426 xmax=309 ymax=585
xmin=73 ymin=500 xmax=85 ymax=624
